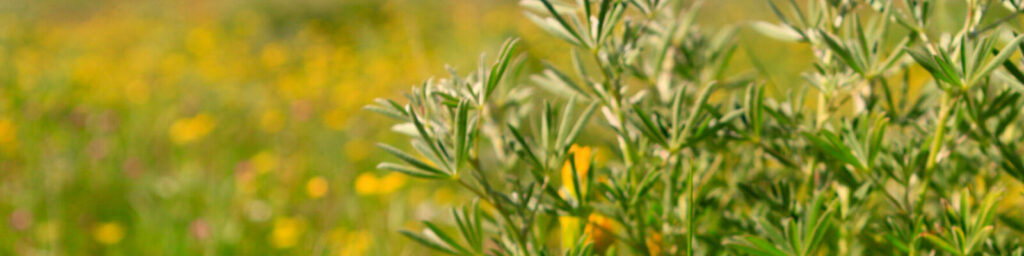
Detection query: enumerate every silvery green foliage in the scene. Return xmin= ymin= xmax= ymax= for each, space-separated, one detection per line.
xmin=370 ymin=0 xmax=1024 ymax=255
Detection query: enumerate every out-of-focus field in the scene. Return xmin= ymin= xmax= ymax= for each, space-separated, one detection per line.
xmin=0 ymin=0 xmax=802 ymax=255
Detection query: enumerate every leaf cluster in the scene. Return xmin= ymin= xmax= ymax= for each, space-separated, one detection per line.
xmin=371 ymin=0 xmax=1024 ymax=255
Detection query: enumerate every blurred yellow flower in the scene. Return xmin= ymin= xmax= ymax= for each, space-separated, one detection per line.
xmin=379 ymin=172 xmax=407 ymax=194
xmin=160 ymin=53 xmax=187 ymax=79
xmin=584 ymin=214 xmax=615 ymax=253
xmin=93 ymin=222 xmax=125 ymax=245
xmin=169 ymin=113 xmax=216 ymax=145
xmin=561 ymin=213 xmax=615 ymax=253
xmin=260 ymin=43 xmax=288 ymax=68
xmin=354 ymin=172 xmax=406 ymax=196
xmin=276 ymin=74 xmax=315 ymax=101
xmin=260 ymin=109 xmax=285 ymax=133
xmin=124 ymin=79 xmax=150 ymax=104
xmin=251 ymin=151 xmax=278 ymax=174
xmin=559 ymin=215 xmax=582 ymax=250
xmin=0 ymin=118 xmax=16 ymax=153
xmin=561 ymin=145 xmax=592 ymax=198
xmin=270 ymin=217 xmax=305 ymax=249
xmin=185 ymin=26 xmax=216 ymax=56
xmin=71 ymin=55 xmax=102 ymax=85
xmin=646 ymin=231 xmax=663 ymax=255
xmin=354 ymin=173 xmax=379 ymax=195
xmin=306 ymin=176 xmax=329 ymax=198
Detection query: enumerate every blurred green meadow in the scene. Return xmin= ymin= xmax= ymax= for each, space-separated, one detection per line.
xmin=0 ymin=0 xmax=863 ymax=255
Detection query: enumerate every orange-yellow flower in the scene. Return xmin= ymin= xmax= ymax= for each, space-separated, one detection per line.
xmin=379 ymin=172 xmax=407 ymax=193
xmin=169 ymin=113 xmax=215 ymax=145
xmin=354 ymin=172 xmax=406 ymax=196
xmin=306 ymin=176 xmax=329 ymax=198
xmin=0 ymin=118 xmax=17 ymax=153
xmin=354 ymin=173 xmax=379 ymax=195
xmin=270 ymin=217 xmax=305 ymax=249
xmin=646 ymin=231 xmax=663 ymax=255
xmin=561 ymin=145 xmax=593 ymax=198
xmin=93 ymin=222 xmax=125 ymax=245
xmin=561 ymin=213 xmax=616 ymax=254
xmin=260 ymin=43 xmax=288 ymax=68
xmin=584 ymin=214 xmax=615 ymax=253
xmin=560 ymin=215 xmax=581 ymax=249
xmin=259 ymin=109 xmax=285 ymax=133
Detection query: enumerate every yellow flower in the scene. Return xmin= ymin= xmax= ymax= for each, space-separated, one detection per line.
xmin=93 ymin=222 xmax=125 ymax=245
xmin=123 ymin=79 xmax=150 ymax=104
xmin=0 ymin=118 xmax=16 ymax=153
xmin=354 ymin=172 xmax=406 ymax=196
xmin=185 ymin=26 xmax=216 ymax=56
xmin=584 ymin=214 xmax=615 ymax=253
xmin=306 ymin=176 xmax=329 ymax=198
xmin=251 ymin=151 xmax=278 ymax=174
xmin=169 ymin=113 xmax=215 ymax=145
xmin=561 ymin=145 xmax=593 ymax=198
xmin=561 ymin=213 xmax=616 ymax=254
xmin=378 ymin=172 xmax=407 ymax=194
xmin=275 ymin=74 xmax=306 ymax=101
xmin=354 ymin=173 xmax=379 ymax=195
xmin=260 ymin=43 xmax=288 ymax=68
xmin=560 ymin=215 xmax=582 ymax=250
xmin=270 ymin=217 xmax=305 ymax=249
xmin=646 ymin=231 xmax=663 ymax=255
xmin=259 ymin=109 xmax=285 ymax=133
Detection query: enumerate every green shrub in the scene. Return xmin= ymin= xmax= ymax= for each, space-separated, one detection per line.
xmin=370 ymin=0 xmax=1024 ymax=255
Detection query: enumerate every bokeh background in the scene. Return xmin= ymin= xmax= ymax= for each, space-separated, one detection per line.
xmin=0 ymin=0 xmax=822 ymax=255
